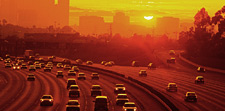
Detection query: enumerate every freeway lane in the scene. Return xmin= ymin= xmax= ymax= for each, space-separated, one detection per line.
xmin=0 ymin=60 xmax=166 ymax=111
xmin=87 ymin=53 xmax=225 ymax=111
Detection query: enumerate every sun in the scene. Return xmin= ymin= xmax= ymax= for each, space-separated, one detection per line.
xmin=144 ymin=16 xmax=153 ymax=20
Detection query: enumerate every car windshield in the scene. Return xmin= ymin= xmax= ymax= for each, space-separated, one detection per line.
xmin=116 ymin=84 xmax=124 ymax=87
xmin=79 ymin=74 xmax=85 ymax=76
xmin=124 ymin=104 xmax=135 ymax=107
xmin=117 ymin=95 xmax=128 ymax=98
xmin=70 ymin=86 xmax=78 ymax=89
xmin=96 ymin=98 xmax=107 ymax=103
xmin=69 ymin=70 xmax=74 ymax=72
xmin=42 ymin=96 xmax=52 ymax=99
xmin=68 ymin=101 xmax=79 ymax=105
xmin=188 ymin=93 xmax=196 ymax=96
xmin=92 ymin=86 xmax=101 ymax=89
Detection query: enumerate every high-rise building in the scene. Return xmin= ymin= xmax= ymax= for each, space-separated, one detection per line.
xmin=112 ymin=12 xmax=130 ymax=37
xmin=79 ymin=16 xmax=107 ymax=35
xmin=156 ymin=17 xmax=180 ymax=39
xmin=0 ymin=0 xmax=69 ymax=27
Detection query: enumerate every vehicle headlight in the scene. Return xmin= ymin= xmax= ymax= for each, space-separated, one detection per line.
xmin=49 ymin=99 xmax=52 ymax=102
xmin=116 ymin=88 xmax=118 ymax=90
xmin=17 ymin=67 xmax=20 ymax=69
xmin=13 ymin=67 xmax=16 ymax=69
xmin=123 ymin=88 xmax=126 ymax=90
xmin=41 ymin=99 xmax=44 ymax=101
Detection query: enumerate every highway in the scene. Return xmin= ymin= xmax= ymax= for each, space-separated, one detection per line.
xmin=90 ymin=50 xmax=225 ymax=111
xmin=0 ymin=60 xmax=166 ymax=111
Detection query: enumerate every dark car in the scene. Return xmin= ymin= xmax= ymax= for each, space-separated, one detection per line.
xmin=67 ymin=78 xmax=77 ymax=89
xmin=13 ymin=64 xmax=20 ymax=70
xmin=57 ymin=63 xmax=64 ymax=68
xmin=75 ymin=59 xmax=83 ymax=65
xmin=5 ymin=63 xmax=12 ymax=68
xmin=86 ymin=61 xmax=93 ymax=65
xmin=29 ymin=65 xmax=36 ymax=71
xmin=131 ymin=61 xmax=139 ymax=67
xmin=21 ymin=64 xmax=27 ymax=69
xmin=91 ymin=73 xmax=99 ymax=80
xmin=91 ymin=85 xmax=102 ymax=97
xmin=123 ymin=102 xmax=137 ymax=111
xmin=68 ymin=70 xmax=76 ymax=76
xmin=105 ymin=62 xmax=112 ymax=67
xmin=72 ymin=66 xmax=79 ymax=72
xmin=93 ymin=96 xmax=109 ymax=111
xmin=66 ymin=100 xmax=80 ymax=111
xmin=69 ymin=85 xmax=80 ymax=97
xmin=40 ymin=95 xmax=53 ymax=106
xmin=195 ymin=76 xmax=204 ymax=84
xmin=148 ymin=63 xmax=156 ymax=69
xmin=44 ymin=66 xmax=51 ymax=72
xmin=64 ymin=64 xmax=71 ymax=70
xmin=169 ymin=50 xmax=175 ymax=55
xmin=101 ymin=61 xmax=106 ymax=65
xmin=56 ymin=71 xmax=64 ymax=78
xmin=116 ymin=94 xmax=129 ymax=105
xmin=139 ymin=70 xmax=147 ymax=76
xmin=78 ymin=73 xmax=86 ymax=80
xmin=166 ymin=83 xmax=177 ymax=92
xmin=27 ymin=73 xmax=35 ymax=81
xmin=114 ymin=84 xmax=126 ymax=93
xmin=184 ymin=92 xmax=197 ymax=102
xmin=197 ymin=67 xmax=206 ymax=72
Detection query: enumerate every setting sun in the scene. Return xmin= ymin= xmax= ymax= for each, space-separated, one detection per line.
xmin=144 ymin=16 xmax=153 ymax=20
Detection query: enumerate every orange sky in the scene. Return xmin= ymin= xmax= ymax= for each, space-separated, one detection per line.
xmin=69 ymin=0 xmax=225 ymax=27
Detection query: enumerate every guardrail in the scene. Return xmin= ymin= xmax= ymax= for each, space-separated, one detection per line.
xmin=179 ymin=53 xmax=225 ymax=74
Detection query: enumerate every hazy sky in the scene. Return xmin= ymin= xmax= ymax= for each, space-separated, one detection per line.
xmin=69 ymin=0 xmax=225 ymax=26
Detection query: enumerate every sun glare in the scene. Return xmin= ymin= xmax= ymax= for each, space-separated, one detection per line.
xmin=144 ymin=16 xmax=153 ymax=20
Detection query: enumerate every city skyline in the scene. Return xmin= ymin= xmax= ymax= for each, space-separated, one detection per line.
xmin=69 ymin=0 xmax=224 ymax=27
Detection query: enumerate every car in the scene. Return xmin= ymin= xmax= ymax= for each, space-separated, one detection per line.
xmin=56 ymin=71 xmax=64 ymax=78
xmin=27 ymin=73 xmax=35 ymax=81
xmin=195 ymin=76 xmax=204 ymax=84
xmin=29 ymin=65 xmax=36 ymax=71
xmin=13 ymin=64 xmax=20 ymax=70
xmin=116 ymin=94 xmax=129 ymax=105
xmin=48 ymin=56 xmax=54 ymax=62
xmin=40 ymin=63 xmax=45 ymax=68
xmin=122 ymin=102 xmax=137 ymax=111
xmin=29 ymin=56 xmax=35 ymax=61
xmin=91 ymin=73 xmax=99 ymax=80
xmin=27 ymin=61 xmax=33 ymax=65
xmin=35 ymin=64 xmax=41 ymax=69
xmin=169 ymin=50 xmax=175 ymax=55
xmin=131 ymin=61 xmax=139 ymax=67
xmin=5 ymin=63 xmax=12 ymax=68
xmin=139 ymin=70 xmax=147 ymax=76
xmin=68 ymin=70 xmax=76 ymax=76
xmin=167 ymin=57 xmax=176 ymax=64
xmin=101 ymin=61 xmax=106 ymax=65
xmin=46 ymin=64 xmax=53 ymax=69
xmin=184 ymin=92 xmax=197 ymax=102
xmin=21 ymin=63 xmax=27 ymax=69
xmin=69 ymin=85 xmax=80 ymax=97
xmin=197 ymin=67 xmax=206 ymax=72
xmin=78 ymin=73 xmax=86 ymax=80
xmin=62 ymin=59 xmax=71 ymax=65
xmin=39 ymin=57 xmax=43 ymax=62
xmin=0 ymin=57 xmax=3 ymax=61
xmin=64 ymin=64 xmax=71 ymax=70
xmin=57 ymin=63 xmax=64 ymax=68
xmin=93 ymin=96 xmax=109 ymax=111
xmin=86 ymin=61 xmax=93 ymax=65
xmin=114 ymin=84 xmax=126 ymax=93
xmin=166 ymin=83 xmax=177 ymax=92
xmin=91 ymin=85 xmax=102 ymax=96
xmin=109 ymin=61 xmax=115 ymax=65
xmin=34 ymin=61 xmax=40 ymax=65
xmin=105 ymin=62 xmax=112 ymax=67
xmin=67 ymin=78 xmax=77 ymax=89
xmin=44 ymin=66 xmax=51 ymax=72
xmin=52 ymin=55 xmax=56 ymax=59
xmin=75 ymin=59 xmax=83 ymax=65
xmin=40 ymin=95 xmax=53 ymax=106
xmin=72 ymin=66 xmax=79 ymax=72
xmin=148 ymin=63 xmax=156 ymax=69
xmin=66 ymin=100 xmax=80 ymax=111
xmin=4 ymin=59 xmax=11 ymax=63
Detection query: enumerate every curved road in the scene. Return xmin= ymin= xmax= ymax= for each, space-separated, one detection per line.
xmin=90 ymin=50 xmax=225 ymax=111
xmin=0 ymin=60 xmax=166 ymax=111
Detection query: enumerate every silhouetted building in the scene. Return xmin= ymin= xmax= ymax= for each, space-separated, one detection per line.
xmin=156 ymin=17 xmax=180 ymax=39
xmin=79 ymin=16 xmax=108 ymax=35
xmin=0 ymin=0 xmax=69 ymax=27
xmin=112 ymin=12 xmax=130 ymax=37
